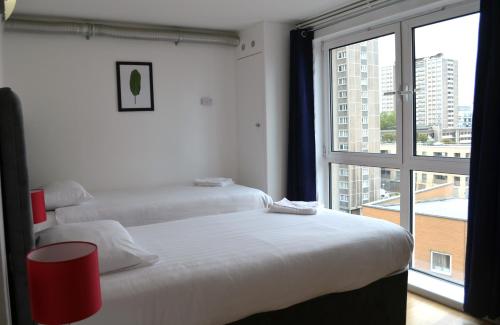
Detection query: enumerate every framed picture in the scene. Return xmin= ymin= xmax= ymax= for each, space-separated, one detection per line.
xmin=116 ymin=62 xmax=154 ymax=111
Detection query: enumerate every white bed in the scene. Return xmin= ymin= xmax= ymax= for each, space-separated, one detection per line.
xmin=78 ymin=208 xmax=413 ymax=325
xmin=54 ymin=183 xmax=273 ymax=227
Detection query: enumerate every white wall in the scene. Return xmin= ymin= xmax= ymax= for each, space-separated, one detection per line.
xmin=3 ymin=33 xmax=238 ymax=191
xmin=236 ymin=22 xmax=290 ymax=200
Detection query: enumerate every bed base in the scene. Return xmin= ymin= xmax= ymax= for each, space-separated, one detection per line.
xmin=231 ymin=271 xmax=408 ymax=325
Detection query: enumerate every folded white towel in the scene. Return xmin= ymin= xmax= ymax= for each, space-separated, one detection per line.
xmin=194 ymin=177 xmax=234 ymax=187
xmin=269 ymin=198 xmax=318 ymax=215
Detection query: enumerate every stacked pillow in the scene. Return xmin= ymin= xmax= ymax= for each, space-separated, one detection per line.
xmin=37 ymin=220 xmax=159 ymax=274
xmin=43 ymin=180 xmax=94 ymax=210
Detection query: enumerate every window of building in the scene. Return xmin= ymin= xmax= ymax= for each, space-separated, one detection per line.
xmin=339 ymin=194 xmax=349 ymax=202
xmin=454 ymin=176 xmax=461 ymax=186
xmin=337 ymin=51 xmax=347 ymax=59
xmin=338 ymin=77 xmax=347 ymax=85
xmin=339 ymin=91 xmax=348 ymax=98
xmin=362 ymin=193 xmax=369 ymax=202
xmin=339 ymin=181 xmax=349 ymax=189
xmin=338 ymin=64 xmax=346 ymax=72
xmin=339 ymin=168 xmax=349 ymax=176
xmin=339 ymin=130 xmax=348 ymax=137
xmin=338 ymin=103 xmax=348 ymax=111
xmin=431 ymin=251 xmax=452 ymax=276
xmin=338 ymin=117 xmax=349 ymax=124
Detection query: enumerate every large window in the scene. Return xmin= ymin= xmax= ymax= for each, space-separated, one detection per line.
xmin=323 ymin=3 xmax=478 ymax=286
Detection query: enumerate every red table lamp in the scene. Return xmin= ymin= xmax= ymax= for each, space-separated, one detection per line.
xmin=30 ymin=189 xmax=47 ymax=224
xmin=27 ymin=241 xmax=102 ymax=325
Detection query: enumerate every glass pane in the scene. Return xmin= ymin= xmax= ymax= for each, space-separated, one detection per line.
xmin=412 ymin=170 xmax=469 ymax=284
xmin=330 ymin=34 xmax=396 ymax=154
xmin=413 ymin=14 xmax=479 ymax=157
xmin=330 ymin=164 xmax=400 ymax=225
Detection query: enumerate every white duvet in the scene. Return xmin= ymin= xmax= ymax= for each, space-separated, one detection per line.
xmin=55 ymin=184 xmax=272 ymax=227
xmin=78 ymin=208 xmax=413 ymax=325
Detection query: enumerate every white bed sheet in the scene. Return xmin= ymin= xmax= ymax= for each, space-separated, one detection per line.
xmin=78 ymin=208 xmax=413 ymax=325
xmin=55 ymin=184 xmax=272 ymax=227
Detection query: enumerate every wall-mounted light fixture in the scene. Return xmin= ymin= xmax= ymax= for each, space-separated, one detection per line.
xmin=3 ymin=0 xmax=16 ymax=20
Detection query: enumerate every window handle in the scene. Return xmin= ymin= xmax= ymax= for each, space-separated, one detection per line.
xmin=383 ymin=85 xmax=414 ymax=101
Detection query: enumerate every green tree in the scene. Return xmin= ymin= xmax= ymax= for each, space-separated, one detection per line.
xmin=130 ymin=69 xmax=141 ymax=104
xmin=417 ymin=133 xmax=428 ymax=143
xmin=382 ymin=132 xmax=396 ymax=143
xmin=380 ymin=111 xmax=396 ymax=130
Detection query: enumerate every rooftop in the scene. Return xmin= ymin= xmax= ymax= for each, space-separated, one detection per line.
xmin=370 ymin=198 xmax=468 ymax=221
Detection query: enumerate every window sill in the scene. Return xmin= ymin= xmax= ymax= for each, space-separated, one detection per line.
xmin=408 ymin=269 xmax=464 ymax=311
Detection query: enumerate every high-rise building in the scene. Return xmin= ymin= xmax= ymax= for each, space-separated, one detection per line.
xmin=455 ymin=105 xmax=473 ymax=128
xmin=331 ymin=40 xmax=381 ymax=213
xmin=415 ymin=53 xmax=458 ymax=129
xmin=380 ymin=65 xmax=395 ymax=113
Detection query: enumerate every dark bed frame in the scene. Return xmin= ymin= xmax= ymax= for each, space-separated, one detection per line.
xmin=0 ymin=87 xmax=407 ymax=325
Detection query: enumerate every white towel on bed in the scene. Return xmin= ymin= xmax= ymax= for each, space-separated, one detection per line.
xmin=194 ymin=177 xmax=234 ymax=187
xmin=269 ymin=198 xmax=318 ymax=215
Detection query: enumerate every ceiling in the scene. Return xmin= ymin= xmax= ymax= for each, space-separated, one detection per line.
xmin=14 ymin=0 xmax=354 ymax=31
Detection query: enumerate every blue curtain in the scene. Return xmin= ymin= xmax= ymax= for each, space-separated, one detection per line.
xmin=464 ymin=0 xmax=500 ymax=319
xmin=287 ymin=29 xmax=316 ymax=202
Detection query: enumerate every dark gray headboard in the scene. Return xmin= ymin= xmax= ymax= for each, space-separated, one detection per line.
xmin=0 ymin=87 xmax=35 ymax=325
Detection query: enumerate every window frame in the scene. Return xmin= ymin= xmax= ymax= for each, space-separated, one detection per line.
xmin=430 ymin=251 xmax=452 ymax=276
xmin=320 ymin=1 xmax=478 ymax=258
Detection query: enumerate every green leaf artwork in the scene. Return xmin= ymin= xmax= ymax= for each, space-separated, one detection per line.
xmin=129 ymin=69 xmax=141 ymax=104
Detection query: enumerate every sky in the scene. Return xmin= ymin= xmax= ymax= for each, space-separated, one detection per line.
xmin=377 ymin=13 xmax=480 ymax=107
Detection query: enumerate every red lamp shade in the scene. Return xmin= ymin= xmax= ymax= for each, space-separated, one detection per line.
xmin=27 ymin=241 xmax=102 ymax=325
xmin=30 ymin=189 xmax=47 ymax=224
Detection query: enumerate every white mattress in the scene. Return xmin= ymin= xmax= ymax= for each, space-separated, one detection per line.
xmin=55 ymin=184 xmax=273 ymax=227
xmin=78 ymin=208 xmax=413 ymax=325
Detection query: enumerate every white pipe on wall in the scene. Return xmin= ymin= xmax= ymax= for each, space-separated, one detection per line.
xmin=5 ymin=16 xmax=240 ymax=47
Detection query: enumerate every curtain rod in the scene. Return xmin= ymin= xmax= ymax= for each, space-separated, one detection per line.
xmin=296 ymin=0 xmax=403 ymax=31
xmin=5 ymin=15 xmax=240 ymax=47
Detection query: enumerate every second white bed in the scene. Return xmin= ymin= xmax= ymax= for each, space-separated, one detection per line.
xmin=55 ymin=183 xmax=272 ymax=226
xmin=78 ymin=208 xmax=413 ymax=325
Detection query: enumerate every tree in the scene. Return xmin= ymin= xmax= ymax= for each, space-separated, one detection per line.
xmin=380 ymin=111 xmax=396 ymax=130
xmin=382 ymin=132 xmax=396 ymax=143
xmin=130 ymin=69 xmax=141 ymax=104
xmin=417 ymin=133 xmax=428 ymax=143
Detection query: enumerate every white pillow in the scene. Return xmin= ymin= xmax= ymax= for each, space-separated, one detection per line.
xmin=43 ymin=180 xmax=93 ymax=210
xmin=37 ymin=220 xmax=159 ymax=274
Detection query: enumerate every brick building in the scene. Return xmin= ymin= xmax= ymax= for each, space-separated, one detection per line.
xmin=361 ymin=183 xmax=467 ymax=284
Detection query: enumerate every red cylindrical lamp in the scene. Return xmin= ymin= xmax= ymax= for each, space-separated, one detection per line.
xmin=26 ymin=241 xmax=102 ymax=325
xmin=30 ymin=189 xmax=47 ymax=224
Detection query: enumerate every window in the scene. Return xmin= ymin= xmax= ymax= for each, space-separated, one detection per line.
xmin=339 ymin=194 xmax=349 ymax=202
xmin=337 ymin=51 xmax=347 ymax=59
xmin=338 ymin=103 xmax=348 ymax=111
xmin=339 ymin=130 xmax=348 ymax=137
xmin=339 ymin=91 xmax=348 ymax=98
xmin=324 ymin=8 xmax=477 ymax=286
xmin=431 ymin=251 xmax=452 ymax=276
xmin=338 ymin=64 xmax=346 ymax=72
xmin=338 ymin=77 xmax=347 ymax=85
xmin=338 ymin=117 xmax=349 ymax=124
xmin=339 ymin=181 xmax=349 ymax=189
